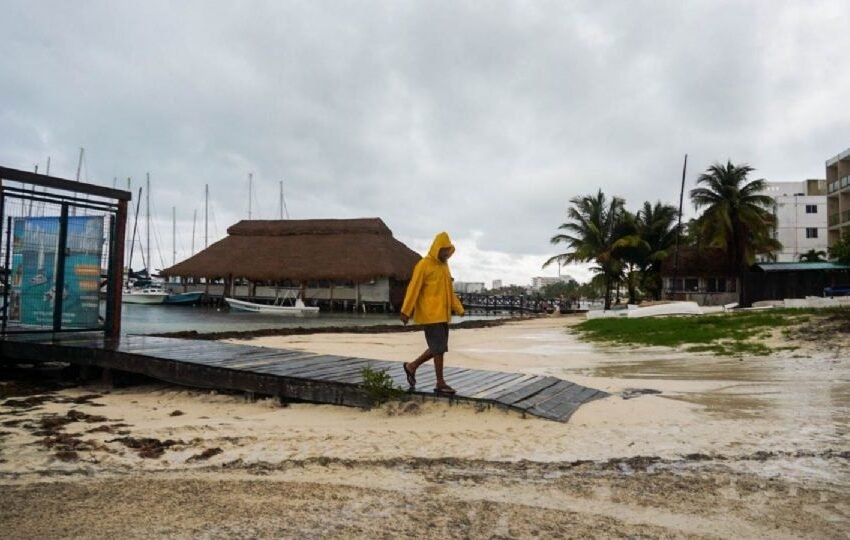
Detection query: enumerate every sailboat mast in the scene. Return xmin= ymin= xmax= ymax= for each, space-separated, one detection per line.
xmin=191 ymin=209 xmax=197 ymax=255
xmin=75 ymin=148 xmax=84 ymax=182
xmin=204 ymin=184 xmax=209 ymax=249
xmin=172 ymin=206 xmax=176 ymax=266
xmin=146 ymin=173 xmax=151 ymax=275
xmin=248 ymin=172 xmax=253 ymax=220
xmin=280 ymin=180 xmax=289 ymax=219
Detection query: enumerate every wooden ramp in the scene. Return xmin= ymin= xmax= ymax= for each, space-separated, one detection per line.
xmin=1 ymin=334 xmax=608 ymax=422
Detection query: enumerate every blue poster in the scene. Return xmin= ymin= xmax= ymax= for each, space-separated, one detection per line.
xmin=11 ymin=216 xmax=104 ymax=328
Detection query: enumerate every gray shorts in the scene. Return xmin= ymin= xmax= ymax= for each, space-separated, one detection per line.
xmin=424 ymin=323 xmax=449 ymax=355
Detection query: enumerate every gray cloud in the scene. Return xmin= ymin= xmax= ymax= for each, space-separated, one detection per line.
xmin=2 ymin=0 xmax=849 ymax=285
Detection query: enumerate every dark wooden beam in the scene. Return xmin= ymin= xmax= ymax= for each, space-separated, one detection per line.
xmin=0 ymin=165 xmax=132 ymax=201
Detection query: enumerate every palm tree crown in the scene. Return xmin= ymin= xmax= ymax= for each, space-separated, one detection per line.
xmin=545 ymin=190 xmax=627 ymax=308
xmin=690 ymin=161 xmax=778 ymax=271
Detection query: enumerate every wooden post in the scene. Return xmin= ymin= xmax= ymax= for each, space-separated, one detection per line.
xmin=107 ymin=198 xmax=128 ymax=338
xmin=52 ymin=204 xmax=69 ymax=332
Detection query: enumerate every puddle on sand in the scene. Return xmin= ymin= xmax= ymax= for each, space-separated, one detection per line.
xmin=662 ymin=392 xmax=774 ymax=421
xmin=587 ymin=356 xmax=775 ymax=382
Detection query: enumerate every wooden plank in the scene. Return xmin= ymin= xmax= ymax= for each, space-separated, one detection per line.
xmin=511 ymin=380 xmax=578 ymax=411
xmin=456 ymin=372 xmax=525 ymax=397
xmin=524 ymin=383 xmax=584 ymax=415
xmin=211 ymin=347 xmax=303 ymax=364
xmin=305 ymin=360 xmax=382 ymax=381
xmin=217 ymin=351 xmax=298 ymax=370
xmin=473 ymin=373 xmax=538 ymax=400
xmin=449 ymin=371 xmax=506 ymax=393
xmin=271 ymin=355 xmax=362 ymax=377
xmin=491 ymin=376 xmax=560 ymax=406
xmin=250 ymin=355 xmax=350 ymax=377
xmin=528 ymin=386 xmax=608 ymax=422
xmin=286 ymin=357 xmax=370 ymax=379
xmin=330 ymin=362 xmax=399 ymax=384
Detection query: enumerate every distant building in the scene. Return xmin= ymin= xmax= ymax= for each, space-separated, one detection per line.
xmin=491 ymin=279 xmax=502 ymax=290
xmin=763 ymin=179 xmax=827 ymax=262
xmin=827 ymin=146 xmax=850 ymax=248
xmin=531 ymin=276 xmax=573 ymax=290
xmin=454 ymin=281 xmax=485 ymax=293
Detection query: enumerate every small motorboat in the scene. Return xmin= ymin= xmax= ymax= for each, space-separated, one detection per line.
xmin=224 ymin=297 xmax=319 ymax=316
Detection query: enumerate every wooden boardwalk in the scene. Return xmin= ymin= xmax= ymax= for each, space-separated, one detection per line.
xmin=0 ymin=333 xmax=608 ymax=422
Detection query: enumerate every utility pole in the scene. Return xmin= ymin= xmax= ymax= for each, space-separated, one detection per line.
xmin=672 ymin=154 xmax=688 ymax=296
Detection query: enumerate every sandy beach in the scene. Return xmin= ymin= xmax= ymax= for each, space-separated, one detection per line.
xmin=1 ymin=315 xmax=848 ymax=538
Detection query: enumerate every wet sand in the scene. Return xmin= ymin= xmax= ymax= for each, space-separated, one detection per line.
xmin=1 ymin=315 xmax=848 ymax=538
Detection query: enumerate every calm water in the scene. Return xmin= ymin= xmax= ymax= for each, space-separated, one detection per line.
xmin=121 ymin=303 xmax=508 ymax=335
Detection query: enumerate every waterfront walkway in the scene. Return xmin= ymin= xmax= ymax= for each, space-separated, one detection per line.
xmin=1 ymin=333 xmax=607 ymax=422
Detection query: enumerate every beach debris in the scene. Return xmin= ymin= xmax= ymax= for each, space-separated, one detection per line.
xmin=2 ymin=394 xmax=55 ymax=410
xmin=187 ymin=447 xmax=223 ymax=462
xmin=107 ymin=436 xmax=184 ymax=459
xmin=620 ymin=388 xmax=662 ymax=400
xmin=86 ymin=423 xmax=132 ymax=434
xmin=169 ymin=410 xmax=185 ymax=417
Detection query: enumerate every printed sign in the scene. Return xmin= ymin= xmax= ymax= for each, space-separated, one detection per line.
xmin=11 ymin=216 xmax=104 ymax=328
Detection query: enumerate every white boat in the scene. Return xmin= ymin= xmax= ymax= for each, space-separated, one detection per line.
xmin=225 ymin=297 xmax=319 ymax=315
xmin=123 ymin=286 xmax=168 ymax=304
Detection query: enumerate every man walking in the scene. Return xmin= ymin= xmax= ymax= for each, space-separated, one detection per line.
xmin=400 ymin=231 xmax=465 ymax=395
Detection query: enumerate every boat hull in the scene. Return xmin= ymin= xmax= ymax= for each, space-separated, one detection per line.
xmin=224 ymin=297 xmax=319 ymax=316
xmin=123 ymin=293 xmax=168 ymax=305
xmin=164 ymin=292 xmax=205 ymax=305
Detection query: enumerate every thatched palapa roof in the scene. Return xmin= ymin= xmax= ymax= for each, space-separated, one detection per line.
xmin=160 ymin=218 xmax=421 ymax=282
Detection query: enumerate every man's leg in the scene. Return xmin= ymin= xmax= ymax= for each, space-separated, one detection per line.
xmin=433 ymin=353 xmax=447 ymax=388
xmin=406 ymin=349 xmax=433 ymax=373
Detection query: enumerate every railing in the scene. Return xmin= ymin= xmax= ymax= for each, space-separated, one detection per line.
xmin=843 ymin=210 xmax=850 ymax=224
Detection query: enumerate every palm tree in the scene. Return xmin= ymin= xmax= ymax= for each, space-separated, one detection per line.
xmin=690 ymin=161 xmax=779 ymax=302
xmin=545 ymin=190 xmax=627 ymax=309
xmin=798 ymin=249 xmax=827 ymax=263
xmin=635 ymin=201 xmax=680 ymax=300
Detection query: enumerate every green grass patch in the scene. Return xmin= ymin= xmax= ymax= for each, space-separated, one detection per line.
xmin=573 ymin=309 xmax=812 ymax=356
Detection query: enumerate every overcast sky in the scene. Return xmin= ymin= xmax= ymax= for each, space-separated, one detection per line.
xmin=3 ymin=0 xmax=849 ymax=285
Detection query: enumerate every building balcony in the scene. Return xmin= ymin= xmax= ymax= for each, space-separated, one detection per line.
xmin=843 ymin=210 xmax=850 ymax=224
xmin=829 ymin=213 xmax=840 ymax=226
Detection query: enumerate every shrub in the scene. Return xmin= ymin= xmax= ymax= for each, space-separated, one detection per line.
xmin=360 ymin=365 xmax=405 ymax=406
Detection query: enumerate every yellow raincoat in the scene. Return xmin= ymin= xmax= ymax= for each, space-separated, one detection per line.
xmin=401 ymin=232 xmax=465 ymax=324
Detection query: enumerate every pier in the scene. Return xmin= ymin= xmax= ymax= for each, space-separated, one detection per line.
xmin=1 ymin=333 xmax=608 ymax=423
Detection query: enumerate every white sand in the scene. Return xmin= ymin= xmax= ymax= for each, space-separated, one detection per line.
xmin=2 ymin=315 xmax=849 ymax=538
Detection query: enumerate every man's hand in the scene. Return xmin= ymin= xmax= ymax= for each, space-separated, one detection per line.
xmin=400 ymin=313 xmax=409 ymax=325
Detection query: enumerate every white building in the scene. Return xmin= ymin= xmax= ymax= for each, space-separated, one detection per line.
xmin=453 ymin=281 xmax=485 ymax=293
xmin=531 ymin=275 xmax=574 ymax=290
xmin=764 ymin=179 xmax=827 ymax=262
xmin=491 ymin=279 xmax=502 ymax=290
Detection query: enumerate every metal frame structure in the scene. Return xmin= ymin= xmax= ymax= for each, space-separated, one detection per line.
xmin=0 ymin=166 xmax=130 ymax=337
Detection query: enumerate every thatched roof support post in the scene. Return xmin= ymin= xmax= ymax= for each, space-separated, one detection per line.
xmin=355 ymin=283 xmax=361 ymax=312
xmin=224 ymin=274 xmax=233 ymax=299
xmin=329 ymin=283 xmax=334 ymax=312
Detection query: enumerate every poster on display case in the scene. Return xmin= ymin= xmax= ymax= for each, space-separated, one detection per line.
xmin=10 ymin=216 xmax=104 ymax=328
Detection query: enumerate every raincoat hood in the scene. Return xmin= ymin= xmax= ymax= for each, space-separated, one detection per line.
xmin=427 ymin=232 xmax=455 ymax=261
